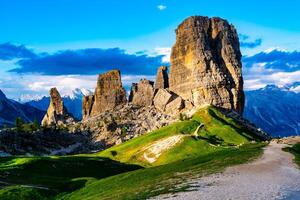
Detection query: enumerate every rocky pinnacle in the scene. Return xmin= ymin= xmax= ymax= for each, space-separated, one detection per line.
xmin=169 ymin=16 xmax=244 ymax=114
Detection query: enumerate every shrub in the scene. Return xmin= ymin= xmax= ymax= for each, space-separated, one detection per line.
xmin=121 ymin=126 xmax=127 ymax=137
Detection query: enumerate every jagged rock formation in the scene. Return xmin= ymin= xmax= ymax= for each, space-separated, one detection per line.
xmin=82 ymin=70 xmax=127 ymax=119
xmin=169 ymin=16 xmax=244 ymax=114
xmin=155 ymin=66 xmax=169 ymax=89
xmin=80 ymin=103 xmax=175 ymax=147
xmin=128 ymin=79 xmax=155 ymax=107
xmin=27 ymin=88 xmax=93 ymax=120
xmin=42 ymin=88 xmax=74 ymax=126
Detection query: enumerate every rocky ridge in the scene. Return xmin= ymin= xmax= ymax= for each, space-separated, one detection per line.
xmin=0 ymin=15 xmax=269 ymax=156
xmin=80 ymin=103 xmax=175 ymax=147
xmin=78 ymin=16 xmax=266 ymax=147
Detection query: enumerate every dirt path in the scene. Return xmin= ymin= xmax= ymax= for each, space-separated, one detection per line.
xmin=143 ymin=135 xmax=185 ymax=163
xmin=154 ymin=140 xmax=300 ymax=200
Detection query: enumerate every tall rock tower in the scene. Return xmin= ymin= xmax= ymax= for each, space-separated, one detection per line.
xmin=169 ymin=16 xmax=244 ymax=114
xmin=42 ymin=88 xmax=74 ymax=126
xmin=82 ymin=70 xmax=127 ymax=119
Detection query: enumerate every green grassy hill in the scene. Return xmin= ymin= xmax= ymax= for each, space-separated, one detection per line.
xmin=98 ymin=106 xmax=262 ymax=167
xmin=0 ymin=106 xmax=266 ymax=200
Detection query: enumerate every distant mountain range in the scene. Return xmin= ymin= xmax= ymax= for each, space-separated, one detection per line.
xmin=0 ymin=90 xmax=45 ymax=127
xmin=25 ymin=88 xmax=92 ymax=120
xmin=244 ymin=83 xmax=300 ymax=137
xmin=1 ymin=84 xmax=299 ymax=137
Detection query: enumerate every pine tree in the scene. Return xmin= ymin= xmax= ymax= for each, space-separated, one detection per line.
xmin=15 ymin=117 xmax=24 ymax=132
xmin=33 ymin=118 xmax=40 ymax=131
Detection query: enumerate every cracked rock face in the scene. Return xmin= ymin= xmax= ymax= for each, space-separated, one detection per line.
xmin=169 ymin=16 xmax=244 ymax=114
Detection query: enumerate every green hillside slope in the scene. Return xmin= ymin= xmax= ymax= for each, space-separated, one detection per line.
xmin=0 ymin=106 xmax=266 ymax=200
xmin=98 ymin=106 xmax=262 ymax=166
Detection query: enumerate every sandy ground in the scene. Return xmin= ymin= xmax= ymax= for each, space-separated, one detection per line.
xmin=152 ymin=138 xmax=300 ymax=200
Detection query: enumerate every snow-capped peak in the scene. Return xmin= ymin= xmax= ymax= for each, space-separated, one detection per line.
xmin=63 ymin=88 xmax=93 ymax=99
xmin=263 ymin=47 xmax=287 ymax=53
xmin=260 ymin=83 xmax=300 ymax=93
xmin=80 ymin=88 xmax=93 ymax=96
xmin=288 ymin=82 xmax=300 ymax=93
xmin=17 ymin=94 xmax=44 ymax=103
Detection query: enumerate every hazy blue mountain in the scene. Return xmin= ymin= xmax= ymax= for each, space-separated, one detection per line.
xmin=25 ymin=88 xmax=92 ymax=120
xmin=244 ymin=84 xmax=300 ymax=137
xmin=0 ymin=89 xmax=45 ymax=127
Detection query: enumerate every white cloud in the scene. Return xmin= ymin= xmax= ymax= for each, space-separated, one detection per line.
xmin=244 ymin=69 xmax=300 ymax=90
xmin=157 ymin=5 xmax=167 ymax=11
xmin=0 ymin=73 xmax=159 ymax=100
xmin=154 ymin=47 xmax=171 ymax=63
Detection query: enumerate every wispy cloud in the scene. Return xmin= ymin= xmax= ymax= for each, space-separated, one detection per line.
xmin=153 ymin=47 xmax=171 ymax=63
xmin=157 ymin=4 xmax=167 ymax=11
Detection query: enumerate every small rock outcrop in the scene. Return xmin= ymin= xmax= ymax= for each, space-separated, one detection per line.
xmin=155 ymin=66 xmax=169 ymax=89
xmin=169 ymin=16 xmax=244 ymax=114
xmin=82 ymin=70 xmax=127 ymax=119
xmin=42 ymin=88 xmax=74 ymax=126
xmin=129 ymin=79 xmax=155 ymax=107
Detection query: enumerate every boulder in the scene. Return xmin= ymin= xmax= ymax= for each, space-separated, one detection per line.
xmin=155 ymin=66 xmax=169 ymax=89
xmin=165 ymin=96 xmax=184 ymax=116
xmin=153 ymin=89 xmax=173 ymax=112
xmin=129 ymin=79 xmax=155 ymax=107
xmin=169 ymin=16 xmax=244 ymax=114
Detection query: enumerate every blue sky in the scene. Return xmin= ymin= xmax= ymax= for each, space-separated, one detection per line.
xmin=1 ymin=0 xmax=300 ymax=100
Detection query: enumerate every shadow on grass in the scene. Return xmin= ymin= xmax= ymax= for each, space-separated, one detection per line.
xmin=0 ymin=155 xmax=143 ymax=194
xmin=208 ymin=109 xmax=263 ymax=141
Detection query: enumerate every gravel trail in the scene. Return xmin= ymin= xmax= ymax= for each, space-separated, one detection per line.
xmin=153 ymin=140 xmax=300 ymax=200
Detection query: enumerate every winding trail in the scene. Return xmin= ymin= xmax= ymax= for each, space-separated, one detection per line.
xmin=154 ymin=139 xmax=300 ymax=200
